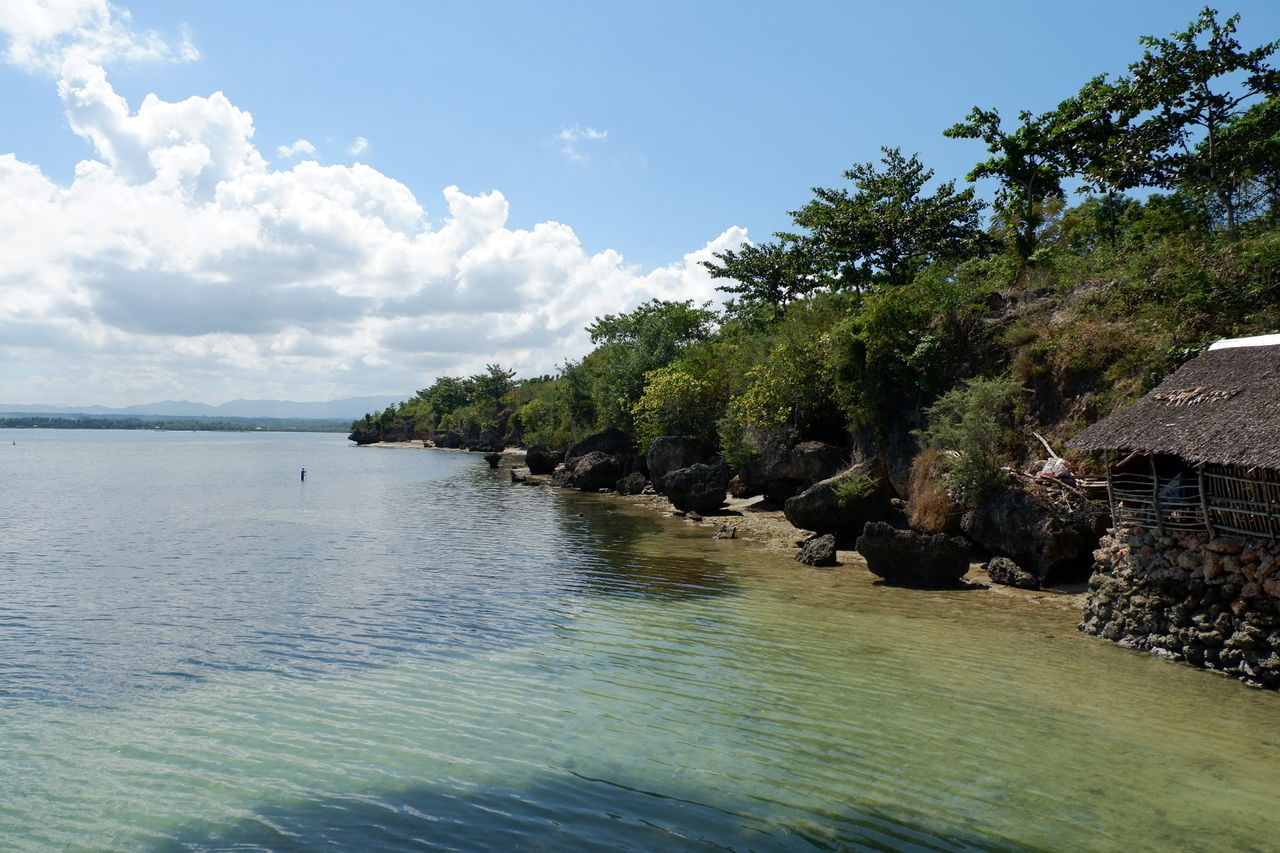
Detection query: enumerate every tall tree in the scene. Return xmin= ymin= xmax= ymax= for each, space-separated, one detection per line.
xmin=701 ymin=240 xmax=818 ymax=317
xmin=785 ymin=148 xmax=988 ymax=290
xmin=944 ymin=107 xmax=1075 ymax=261
xmin=1094 ymin=7 xmax=1280 ymax=234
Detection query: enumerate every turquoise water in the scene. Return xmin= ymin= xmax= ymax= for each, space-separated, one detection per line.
xmin=1 ymin=430 xmax=1278 ymax=851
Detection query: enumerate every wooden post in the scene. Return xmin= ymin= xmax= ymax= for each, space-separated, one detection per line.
xmin=1198 ymin=462 xmax=1214 ymax=537
xmin=1150 ymin=454 xmax=1164 ymax=535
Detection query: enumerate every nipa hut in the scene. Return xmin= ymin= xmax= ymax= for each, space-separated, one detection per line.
xmin=1067 ymin=336 xmax=1280 ymax=689
xmin=1069 ymin=336 xmax=1280 ymax=539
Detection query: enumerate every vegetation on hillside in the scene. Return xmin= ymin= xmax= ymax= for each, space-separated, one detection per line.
xmin=353 ymin=8 xmax=1280 ymax=496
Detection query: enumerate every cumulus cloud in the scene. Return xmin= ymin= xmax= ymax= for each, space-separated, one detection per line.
xmin=0 ymin=0 xmax=196 ymax=74
xmin=348 ymin=136 xmax=368 ymax=156
xmin=0 ymin=40 xmax=747 ymax=404
xmin=276 ymin=138 xmax=316 ymax=159
xmin=556 ymin=125 xmax=608 ymax=162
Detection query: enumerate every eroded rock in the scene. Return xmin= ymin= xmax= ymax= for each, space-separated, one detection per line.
xmin=856 ymin=521 xmax=970 ymax=588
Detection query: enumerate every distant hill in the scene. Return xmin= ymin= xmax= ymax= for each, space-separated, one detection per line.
xmin=0 ymin=396 xmax=407 ymax=421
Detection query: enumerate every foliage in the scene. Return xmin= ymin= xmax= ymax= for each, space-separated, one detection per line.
xmin=1085 ymin=8 xmax=1280 ymax=235
xmin=919 ymin=377 xmax=1026 ymax=502
xmin=786 ymin=147 xmax=988 ymax=291
xmin=631 ymin=366 xmax=722 ymax=450
xmin=945 ymin=106 xmax=1075 ymax=261
xmin=587 ymin=299 xmax=717 ymax=430
xmin=906 ymin=448 xmax=958 ymax=534
xmin=833 ymin=473 xmax=878 ymax=508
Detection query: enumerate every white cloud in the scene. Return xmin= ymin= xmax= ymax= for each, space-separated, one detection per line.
xmin=0 ymin=0 xmax=196 ymax=74
xmin=348 ymin=136 xmax=368 ymax=156
xmin=556 ymin=125 xmax=608 ymax=162
xmin=276 ymin=139 xmax=316 ymax=159
xmin=0 ymin=59 xmax=747 ymax=405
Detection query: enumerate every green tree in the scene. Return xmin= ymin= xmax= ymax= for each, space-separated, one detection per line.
xmin=945 ymin=107 xmax=1076 ymax=261
xmin=586 ymin=299 xmax=717 ymax=429
xmin=785 ymin=147 xmax=988 ymax=290
xmin=1094 ymin=8 xmax=1280 ymax=235
xmin=701 ymin=240 xmax=818 ymax=317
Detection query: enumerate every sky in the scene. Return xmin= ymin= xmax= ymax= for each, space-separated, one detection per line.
xmin=1 ymin=1 xmax=1278 ymax=407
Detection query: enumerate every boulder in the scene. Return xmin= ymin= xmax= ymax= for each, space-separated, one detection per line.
xmin=783 ymin=463 xmax=893 ymax=539
xmin=795 ymin=534 xmax=838 ymax=567
xmin=739 ymin=430 xmax=846 ymax=501
xmin=728 ymin=474 xmax=759 ymax=499
xmin=483 ymin=453 xmax=502 ymax=469
xmin=615 ymin=471 xmax=647 ymax=495
xmin=856 ymin=521 xmax=971 ymax=588
xmin=434 ymin=430 xmax=465 ymax=449
xmin=566 ymin=428 xmax=634 ymax=462
xmin=563 ymin=451 xmax=624 ymax=491
xmin=465 ymin=427 xmax=503 ymax=453
xmin=960 ymin=480 xmax=1108 ymax=584
xmin=646 ymin=436 xmax=703 ymax=492
xmin=985 ymin=556 xmax=1040 ymax=590
xmin=525 ymin=445 xmax=562 ymax=475
xmin=664 ymin=460 xmax=731 ymax=514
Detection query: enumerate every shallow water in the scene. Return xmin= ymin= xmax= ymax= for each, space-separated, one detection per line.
xmin=1 ymin=430 xmax=1277 ymax=851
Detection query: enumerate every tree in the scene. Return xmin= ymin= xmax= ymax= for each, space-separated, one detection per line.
xmin=469 ymin=364 xmax=517 ymax=405
xmin=415 ymin=376 xmax=473 ymax=422
xmin=586 ymin=299 xmax=717 ymax=430
xmin=785 ymin=148 xmax=987 ymax=290
xmin=945 ymin=107 xmax=1075 ymax=261
xmin=1092 ymin=8 xmax=1280 ymax=235
xmin=701 ymin=240 xmax=818 ymax=317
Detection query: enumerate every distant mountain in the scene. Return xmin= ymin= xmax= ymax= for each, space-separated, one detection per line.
xmin=0 ymin=396 xmax=406 ymax=421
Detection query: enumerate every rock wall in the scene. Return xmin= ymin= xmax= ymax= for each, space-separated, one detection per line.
xmin=1082 ymin=526 xmax=1280 ymax=689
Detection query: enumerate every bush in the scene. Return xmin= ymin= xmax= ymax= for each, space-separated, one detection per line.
xmin=919 ymin=376 xmax=1025 ymax=503
xmin=833 ymin=472 xmax=879 ymax=508
xmin=906 ymin=448 xmax=957 ymax=533
xmin=631 ymin=366 xmax=721 ymax=450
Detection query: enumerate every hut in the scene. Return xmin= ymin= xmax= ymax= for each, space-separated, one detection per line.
xmin=1067 ymin=336 xmax=1280 ymax=688
xmin=1069 ymin=337 xmax=1280 ymax=539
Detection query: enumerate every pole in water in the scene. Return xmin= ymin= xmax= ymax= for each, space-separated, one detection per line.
xmin=301 ymin=468 xmax=307 ymax=481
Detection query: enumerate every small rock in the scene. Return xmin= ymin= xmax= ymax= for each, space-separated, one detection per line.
xmin=985 ymin=556 xmax=1040 ymax=590
xmin=796 ymin=534 xmax=838 ymax=567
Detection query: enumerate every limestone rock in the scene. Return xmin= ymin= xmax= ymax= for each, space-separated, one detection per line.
xmin=985 ymin=556 xmax=1041 ymax=590
xmin=563 ymin=451 xmax=623 ymax=492
xmin=782 ymin=463 xmax=893 ymax=539
xmin=566 ymin=428 xmax=634 ymax=462
xmin=738 ymin=429 xmax=846 ymax=501
xmin=856 ymin=521 xmax=970 ymax=588
xmin=961 ymin=480 xmax=1107 ymax=584
xmin=795 ymin=534 xmax=838 ymax=567
xmin=525 ymin=445 xmax=562 ymax=475
xmin=615 ymin=471 xmax=647 ymax=495
xmin=646 ymin=436 xmax=703 ymax=493
xmin=664 ymin=460 xmax=730 ymax=514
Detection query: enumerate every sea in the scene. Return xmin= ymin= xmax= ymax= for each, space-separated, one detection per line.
xmin=1 ymin=429 xmax=1278 ymax=852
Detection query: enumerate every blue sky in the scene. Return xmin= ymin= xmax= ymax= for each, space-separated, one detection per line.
xmin=1 ymin=1 xmax=1277 ymax=406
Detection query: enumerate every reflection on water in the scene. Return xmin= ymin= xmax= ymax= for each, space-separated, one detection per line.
xmin=556 ymin=495 xmax=736 ymax=600
xmin=1 ymin=431 xmax=1278 ymax=852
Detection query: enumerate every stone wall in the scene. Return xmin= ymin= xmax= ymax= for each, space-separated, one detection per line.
xmin=1082 ymin=527 xmax=1280 ymax=689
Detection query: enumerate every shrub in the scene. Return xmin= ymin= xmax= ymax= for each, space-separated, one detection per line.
xmin=906 ymin=448 xmax=957 ymax=533
xmin=919 ymin=376 xmax=1025 ymax=503
xmin=834 ymin=473 xmax=878 ymax=508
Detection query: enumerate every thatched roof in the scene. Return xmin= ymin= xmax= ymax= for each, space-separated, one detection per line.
xmin=1067 ymin=343 xmax=1280 ymax=469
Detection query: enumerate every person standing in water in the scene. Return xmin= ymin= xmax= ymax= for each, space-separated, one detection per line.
xmin=300 ymin=468 xmax=307 ymax=481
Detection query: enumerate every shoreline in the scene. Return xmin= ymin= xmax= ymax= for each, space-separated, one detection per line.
xmin=361 ymin=440 xmax=1088 ymax=616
